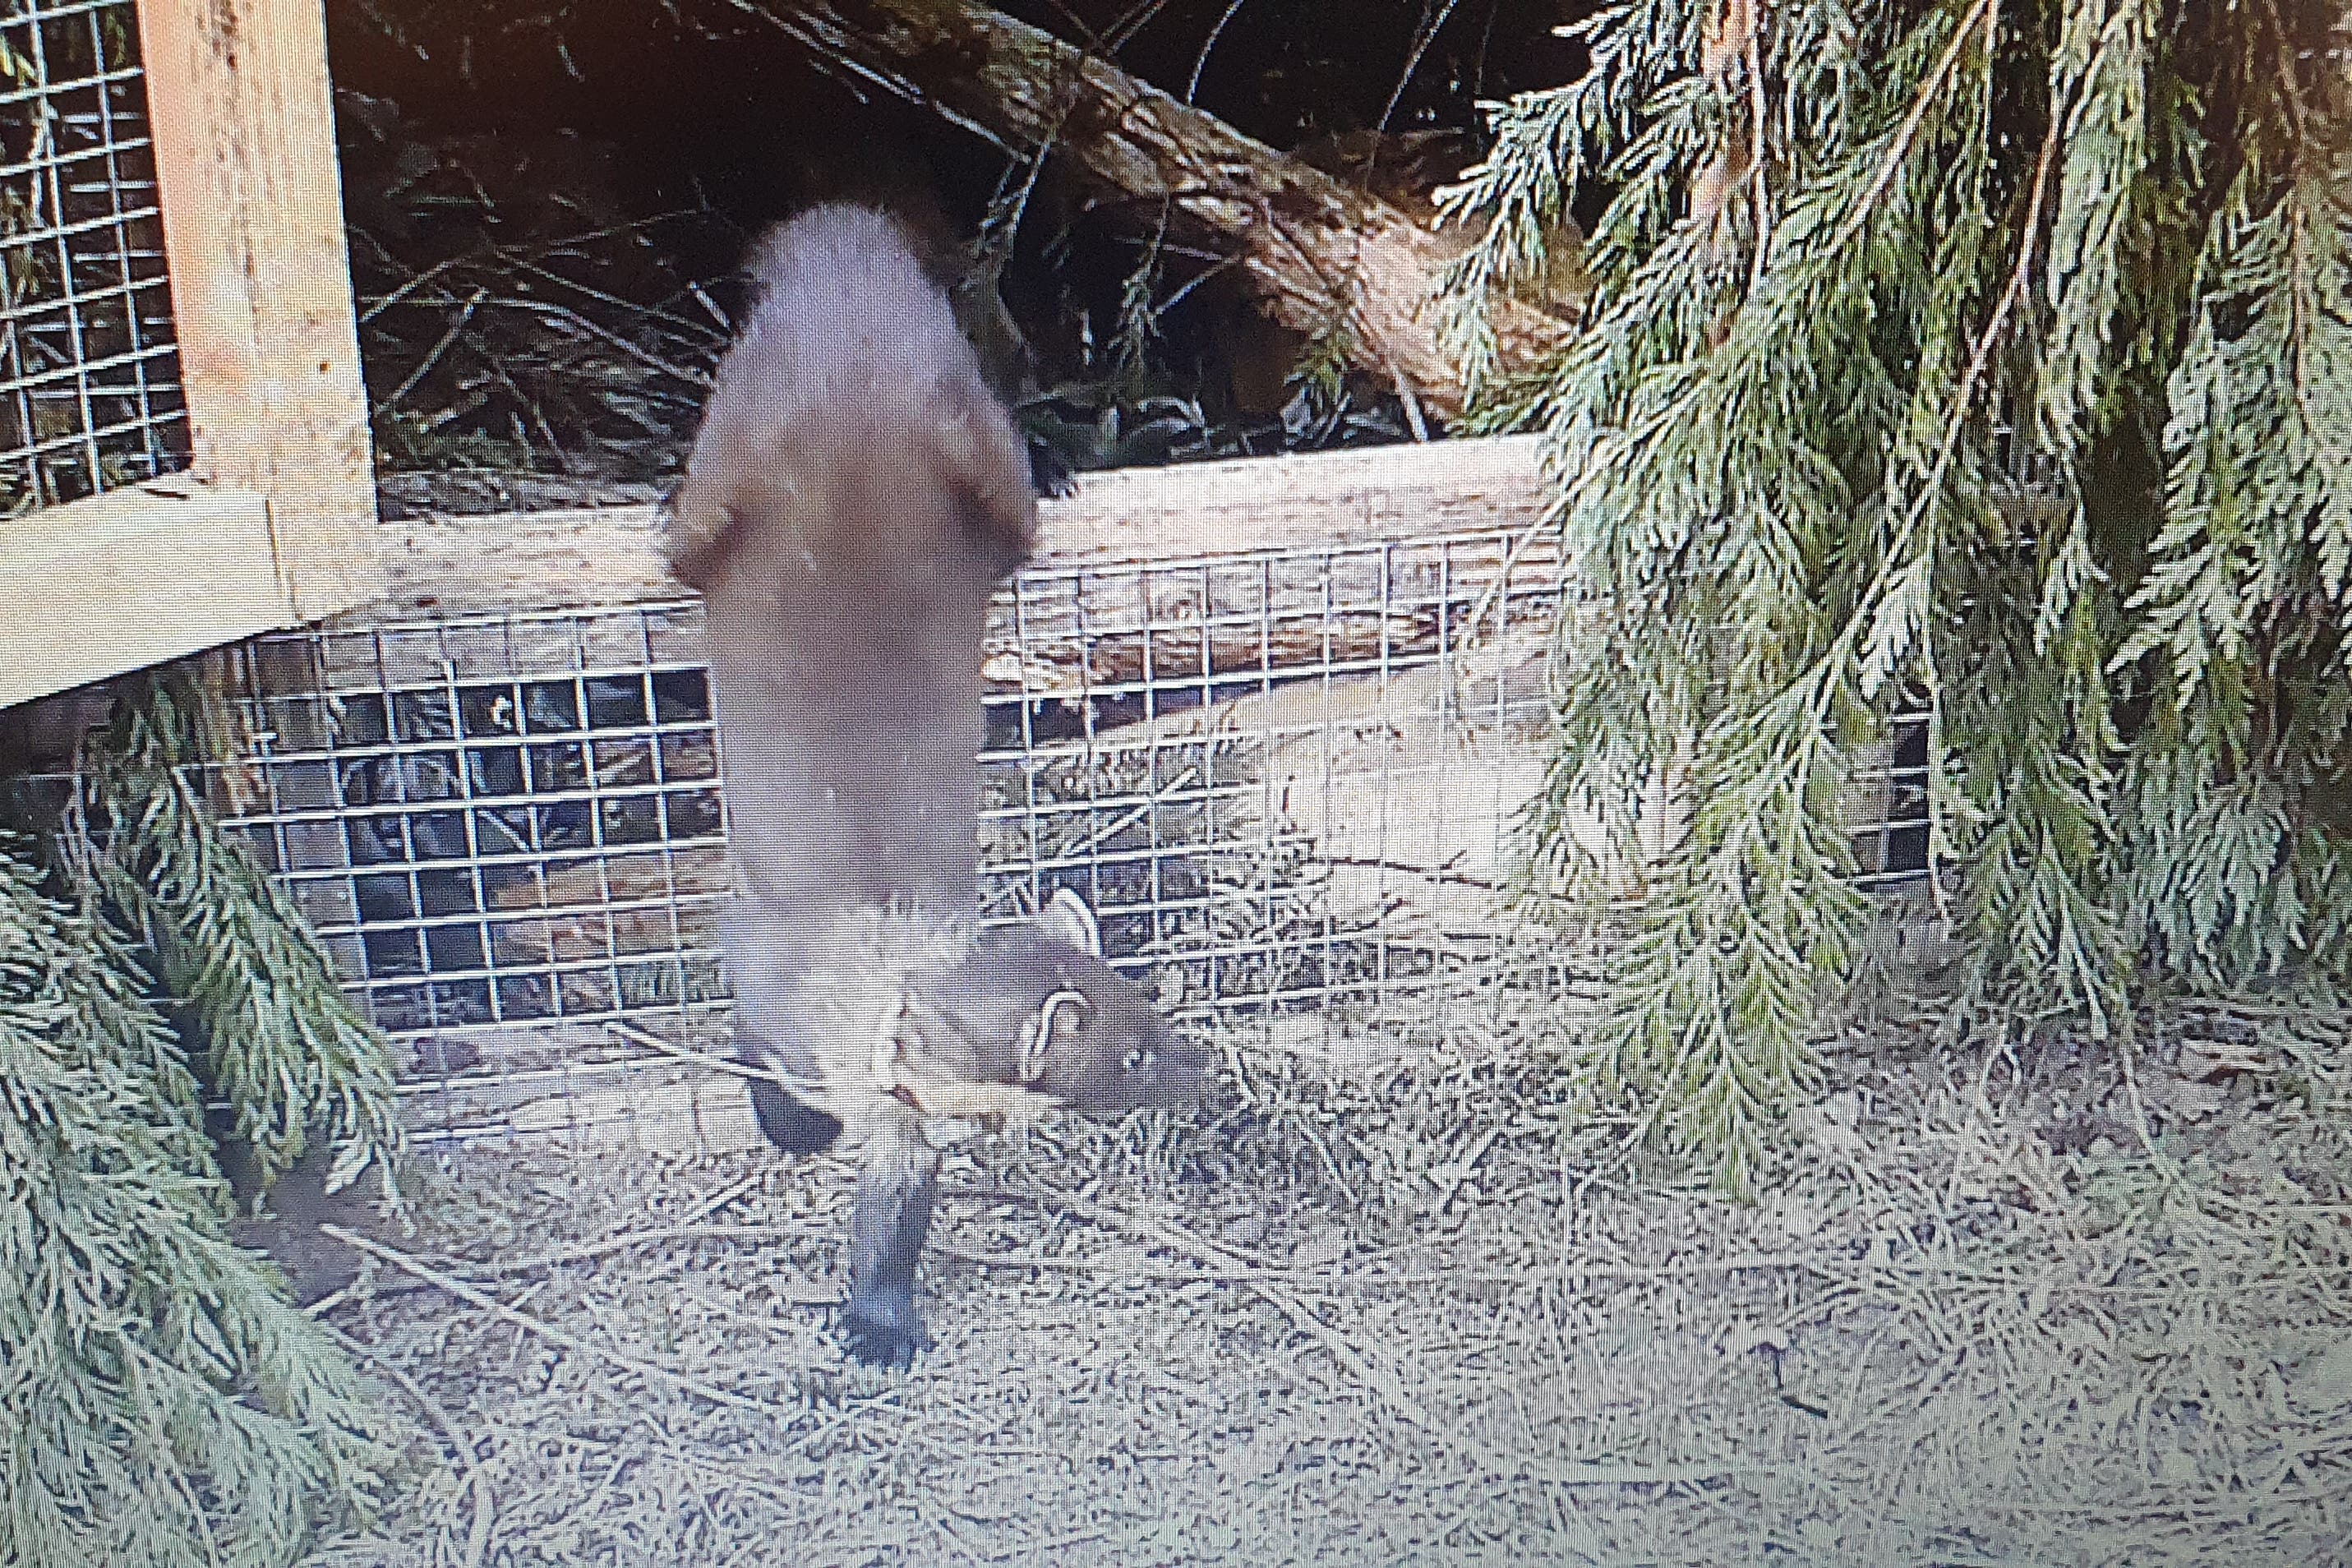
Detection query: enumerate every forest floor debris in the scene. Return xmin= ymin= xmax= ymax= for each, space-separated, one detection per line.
xmin=304 ymin=992 xmax=2352 ymax=1567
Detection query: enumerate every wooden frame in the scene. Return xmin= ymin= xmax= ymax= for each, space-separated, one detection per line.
xmin=0 ymin=479 xmax=285 ymax=708
xmin=2 ymin=0 xmax=381 ymax=711
xmin=280 ymin=432 xmax=1570 ymax=1154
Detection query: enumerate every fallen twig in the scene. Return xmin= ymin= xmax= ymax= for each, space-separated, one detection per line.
xmin=321 ymin=1223 xmax=772 ymax=1411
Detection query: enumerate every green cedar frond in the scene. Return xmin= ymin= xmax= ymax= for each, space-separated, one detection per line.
xmin=2117 ymin=164 xmax=2352 ymax=708
xmin=1946 ymin=584 xmax=2133 ymax=1035
xmin=0 ymin=835 xmax=399 ymax=1568
xmin=77 ymin=671 xmax=405 ymax=1207
xmin=2112 ymin=747 xmax=2301 ymax=985
xmin=2037 ymin=0 xmax=2163 ymax=456
xmin=1448 ymin=0 xmax=2351 ymax=1185
xmin=1434 ymin=0 xmax=1711 ymax=392
xmin=1592 ymin=668 xmax=1870 ymax=1196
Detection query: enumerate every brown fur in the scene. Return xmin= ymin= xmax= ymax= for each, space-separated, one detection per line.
xmin=667 ymin=203 xmax=1037 ymax=979
xmin=670 ymin=205 xmax=1206 ymax=1366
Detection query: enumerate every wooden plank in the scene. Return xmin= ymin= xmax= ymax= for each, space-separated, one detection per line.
xmin=1034 ymin=432 xmax=1554 ymax=563
xmin=359 ymin=434 xmax=1556 ymax=623
xmin=368 ymin=503 xmax=680 ymax=623
xmin=136 ymin=0 xmax=383 ymax=622
xmin=0 ymin=480 xmax=287 ymax=707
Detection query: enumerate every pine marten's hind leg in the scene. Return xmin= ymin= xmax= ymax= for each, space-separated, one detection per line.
xmin=743 ymin=1060 xmax=844 ymax=1155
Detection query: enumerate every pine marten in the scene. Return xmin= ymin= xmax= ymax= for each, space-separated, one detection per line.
xmin=666 ymin=203 xmax=1210 ymax=1367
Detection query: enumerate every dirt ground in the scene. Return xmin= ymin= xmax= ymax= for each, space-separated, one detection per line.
xmin=302 ymin=987 xmax=2352 ymax=1568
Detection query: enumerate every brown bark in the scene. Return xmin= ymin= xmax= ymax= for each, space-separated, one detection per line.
xmin=731 ymin=0 xmax=1575 ymax=422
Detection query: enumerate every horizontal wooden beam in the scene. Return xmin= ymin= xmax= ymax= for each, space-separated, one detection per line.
xmin=359 ymin=434 xmax=1554 ymax=624
xmin=1035 ymin=431 xmax=1553 ymax=561
xmin=0 ymin=481 xmax=292 ymax=708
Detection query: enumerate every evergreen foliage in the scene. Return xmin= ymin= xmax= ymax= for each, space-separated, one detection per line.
xmin=2 ymin=671 xmax=408 ymax=1566
xmin=76 ymin=673 xmax=406 ymax=1203
xmin=1436 ymin=0 xmax=2352 ymax=1189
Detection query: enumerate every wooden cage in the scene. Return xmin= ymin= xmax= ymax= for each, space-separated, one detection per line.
xmin=2 ymin=0 xmax=376 ymax=708
xmin=0 ymin=0 xmax=1930 ymax=1155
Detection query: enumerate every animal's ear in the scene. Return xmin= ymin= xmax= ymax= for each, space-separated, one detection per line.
xmin=923 ymin=375 xmax=1038 ymax=577
xmin=1036 ymin=887 xmax=1102 ymax=958
xmin=659 ymin=480 xmax=741 ymax=591
xmin=1016 ymin=988 xmax=1091 ymax=1083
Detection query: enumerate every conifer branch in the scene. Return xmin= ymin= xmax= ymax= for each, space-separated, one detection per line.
xmin=1826 ymin=0 xmax=1995 ymax=257
xmin=1443 ymin=0 xmax=2351 ymax=1183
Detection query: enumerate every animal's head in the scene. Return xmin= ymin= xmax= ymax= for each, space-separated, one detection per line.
xmin=925 ymin=889 xmax=1212 ymax=1118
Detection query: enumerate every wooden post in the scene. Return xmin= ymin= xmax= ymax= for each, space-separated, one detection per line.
xmin=136 ymin=0 xmax=382 ymax=622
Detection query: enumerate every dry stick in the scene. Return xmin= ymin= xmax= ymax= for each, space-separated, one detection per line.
xmin=674 ymin=1169 xmax=768 ymax=1229
xmin=605 ymin=1018 xmax=828 ymax=1100
xmin=320 ymin=1224 xmax=768 ymax=1412
xmin=491 ymin=1223 xmax=840 ymax=1307
xmin=359 ymin=247 xmax=471 ymax=324
xmin=497 ymin=243 xmax=723 ymax=340
xmin=987 ymin=1220 xmax=1713 ymax=1290
xmin=1744 ymin=0 xmax=1772 ymax=299
xmin=982 ymin=1526 xmax=1109 ymax=1562
xmin=329 ymin=1322 xmax=498 ymax=1568
xmin=377 ymin=287 xmax=487 ymax=417
xmin=1478 ymin=1448 xmax=1777 ymax=1487
xmin=671 ymin=1463 xmax=725 ymax=1566
xmin=1028 ymin=1188 xmax=1435 ymax=1427
xmin=2114 ymin=1031 xmax=2183 ymax=1190
xmin=501 ymin=1222 xmax=775 ymax=1270
xmin=479 ymin=294 xmax=712 ymax=387
xmin=1429 ymin=1125 xmax=1501 ymax=1213
xmin=1506 ymin=1360 xmax=1606 ymax=1550
xmin=920 ymin=1503 xmax=987 ymax=1567
xmin=1251 ymin=1275 xmax=1434 ymax=1428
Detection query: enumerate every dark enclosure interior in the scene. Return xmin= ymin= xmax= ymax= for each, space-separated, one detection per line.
xmin=320 ymin=0 xmax=1593 ymax=515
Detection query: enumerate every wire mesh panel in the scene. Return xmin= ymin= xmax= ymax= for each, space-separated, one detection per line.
xmin=980 ymin=530 xmax=1577 ymax=1027
xmin=0 ymin=0 xmax=186 ymax=514
xmin=224 ymin=602 xmax=738 ymax=1148
xmin=214 ymin=522 xmax=1931 ymax=1151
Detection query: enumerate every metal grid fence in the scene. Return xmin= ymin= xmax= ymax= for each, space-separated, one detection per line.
xmin=209 ymin=525 xmax=1930 ymax=1151
xmin=0 ymin=0 xmax=186 ymax=515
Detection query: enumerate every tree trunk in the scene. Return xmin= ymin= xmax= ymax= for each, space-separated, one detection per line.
xmin=731 ymin=0 xmax=1574 ymax=423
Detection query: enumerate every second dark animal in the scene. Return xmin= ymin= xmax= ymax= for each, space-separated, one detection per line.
xmin=666 ymin=203 xmax=1211 ymax=1367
